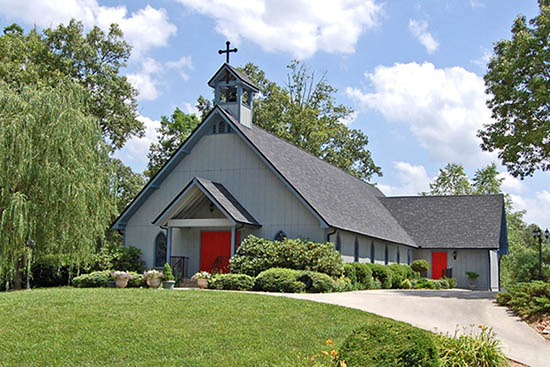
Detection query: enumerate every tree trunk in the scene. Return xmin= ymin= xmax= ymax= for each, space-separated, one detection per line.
xmin=12 ymin=258 xmax=24 ymax=290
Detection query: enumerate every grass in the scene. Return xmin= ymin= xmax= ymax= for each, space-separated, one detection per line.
xmin=0 ymin=287 xmax=387 ymax=367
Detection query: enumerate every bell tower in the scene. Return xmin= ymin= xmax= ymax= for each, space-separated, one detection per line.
xmin=207 ymin=41 xmax=259 ymax=128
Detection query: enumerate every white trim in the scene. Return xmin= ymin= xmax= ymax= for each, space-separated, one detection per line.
xmin=167 ymin=219 xmax=233 ymax=227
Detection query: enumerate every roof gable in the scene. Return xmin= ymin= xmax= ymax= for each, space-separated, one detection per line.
xmin=207 ymin=63 xmax=259 ymax=92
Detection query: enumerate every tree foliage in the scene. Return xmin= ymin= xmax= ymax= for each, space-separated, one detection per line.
xmin=0 ymin=81 xmax=114 ymax=288
xmin=198 ymin=61 xmax=381 ymax=181
xmin=480 ymin=0 xmax=550 ymax=177
xmin=110 ymin=158 xmax=145 ymax=215
xmin=0 ymin=20 xmax=142 ymax=149
xmin=424 ymin=162 xmax=505 ymax=196
xmin=145 ymin=108 xmax=200 ymax=178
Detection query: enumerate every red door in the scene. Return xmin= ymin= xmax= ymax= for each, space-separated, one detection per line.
xmin=200 ymin=232 xmax=237 ymax=273
xmin=431 ymin=252 xmax=447 ymax=280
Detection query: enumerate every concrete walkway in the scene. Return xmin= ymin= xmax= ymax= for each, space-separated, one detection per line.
xmin=269 ymin=289 xmax=549 ymax=367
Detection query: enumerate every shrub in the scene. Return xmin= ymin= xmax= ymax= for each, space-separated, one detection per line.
xmin=332 ymin=276 xmax=353 ymax=292
xmin=72 ymin=271 xmax=111 ymax=288
xmin=254 ymin=268 xmax=305 ymax=293
xmin=162 ymin=263 xmax=175 ymax=281
xmin=353 ymin=263 xmax=373 ymax=289
xmin=496 ymin=281 xmax=550 ymax=318
xmin=230 ymin=235 xmax=344 ymax=277
xmin=436 ymin=279 xmax=450 ymax=290
xmin=401 ymin=279 xmax=412 ymax=289
xmin=343 ymin=264 xmax=357 ymax=285
xmin=411 ymin=260 xmax=430 ymax=275
xmin=414 ymin=278 xmax=436 ymax=290
xmin=436 ymin=326 xmax=507 ymax=367
xmin=208 ymin=273 xmax=255 ymax=291
xmin=337 ymin=319 xmax=440 ymax=367
xmin=127 ymin=272 xmax=145 ymax=287
xmin=298 ymin=271 xmax=334 ymax=293
xmin=442 ymin=277 xmax=457 ymax=289
xmin=388 ymin=264 xmax=412 ymax=288
xmin=89 ymin=245 xmax=145 ymax=273
xmin=367 ymin=264 xmax=393 ymax=289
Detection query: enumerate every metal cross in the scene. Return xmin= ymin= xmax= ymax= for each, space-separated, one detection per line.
xmin=218 ymin=41 xmax=238 ymax=63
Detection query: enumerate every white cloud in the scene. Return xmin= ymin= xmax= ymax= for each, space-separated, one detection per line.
xmin=510 ymin=191 xmax=550 ymax=230
xmin=346 ymin=62 xmax=495 ymax=167
xmin=339 ymin=111 xmax=357 ymax=126
xmin=377 ymin=161 xmax=432 ymax=196
xmin=126 ymin=72 xmax=161 ymax=101
xmin=470 ymin=1 xmax=485 ymax=8
xmin=471 ymin=48 xmax=492 ymax=69
xmin=1 ymin=0 xmax=177 ymax=58
xmin=184 ymin=102 xmax=200 ymax=117
xmin=498 ymin=172 xmax=524 ymax=194
xmin=177 ymin=0 xmax=383 ymax=58
xmin=114 ymin=114 xmax=160 ymax=172
xmin=166 ymin=56 xmax=194 ymax=81
xmin=408 ymin=19 xmax=439 ymax=54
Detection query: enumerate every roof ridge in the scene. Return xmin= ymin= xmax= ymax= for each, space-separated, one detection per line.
xmin=382 ymin=193 xmax=504 ymax=199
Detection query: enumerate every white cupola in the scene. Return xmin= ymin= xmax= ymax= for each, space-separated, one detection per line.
xmin=208 ymin=42 xmax=259 ymax=128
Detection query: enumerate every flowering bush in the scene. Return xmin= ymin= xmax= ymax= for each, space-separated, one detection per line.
xmin=191 ymin=271 xmax=211 ymax=280
xmin=143 ymin=270 xmax=163 ymax=280
xmin=110 ymin=271 xmax=132 ymax=280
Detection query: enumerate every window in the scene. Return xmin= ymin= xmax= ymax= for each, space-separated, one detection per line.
xmin=384 ymin=244 xmax=388 ymax=265
xmin=407 ymin=249 xmax=411 ymax=265
xmin=354 ymin=237 xmax=359 ymax=262
xmin=335 ymin=233 xmax=341 ymax=252
xmin=219 ymin=121 xmax=226 ymax=133
xmin=370 ymin=241 xmax=375 ymax=263
xmin=154 ymin=232 xmax=167 ymax=268
xmin=212 ymin=124 xmax=217 ymax=134
xmin=274 ymin=230 xmax=287 ymax=241
xmin=397 ymin=247 xmax=401 ymax=264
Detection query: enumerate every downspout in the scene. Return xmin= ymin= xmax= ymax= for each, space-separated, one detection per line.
xmin=326 ymin=228 xmax=337 ymax=243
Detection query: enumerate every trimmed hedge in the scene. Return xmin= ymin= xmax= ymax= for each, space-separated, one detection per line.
xmin=337 ymin=319 xmax=440 ymax=367
xmin=367 ymin=264 xmax=393 ymax=289
xmin=344 ymin=263 xmax=374 ymax=289
xmin=72 ymin=271 xmax=111 ymax=288
xmin=254 ymin=268 xmax=305 ymax=293
xmin=230 ymin=235 xmax=344 ymax=277
xmin=411 ymin=259 xmax=430 ymax=275
xmin=298 ymin=271 xmax=334 ymax=293
xmin=208 ymin=274 xmax=255 ymax=291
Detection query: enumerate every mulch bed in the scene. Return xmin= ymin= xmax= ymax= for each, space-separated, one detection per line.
xmin=527 ymin=315 xmax=550 ymax=341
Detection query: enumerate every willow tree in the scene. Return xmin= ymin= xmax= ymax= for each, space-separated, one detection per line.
xmin=0 ymin=81 xmax=114 ymax=289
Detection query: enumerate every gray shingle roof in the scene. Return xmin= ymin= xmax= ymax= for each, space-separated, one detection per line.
xmin=220 ymin=108 xmax=416 ymax=246
xmin=195 ymin=177 xmax=260 ymax=226
xmin=379 ymin=194 xmax=506 ymax=249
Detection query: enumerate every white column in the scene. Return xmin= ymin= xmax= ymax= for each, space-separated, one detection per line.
xmin=166 ymin=227 xmax=173 ymax=265
xmin=231 ymin=226 xmax=236 ymax=255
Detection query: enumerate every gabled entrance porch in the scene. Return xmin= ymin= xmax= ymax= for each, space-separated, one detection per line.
xmin=153 ymin=177 xmax=260 ymax=278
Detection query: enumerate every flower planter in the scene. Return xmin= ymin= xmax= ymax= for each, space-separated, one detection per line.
xmin=197 ymin=278 xmax=208 ymax=289
xmin=115 ymin=278 xmax=128 ymax=288
xmin=163 ymin=280 xmax=175 ymax=290
xmin=147 ymin=277 xmax=162 ymax=288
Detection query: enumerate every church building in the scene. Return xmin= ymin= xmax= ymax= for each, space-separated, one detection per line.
xmin=112 ymin=56 xmax=508 ymax=291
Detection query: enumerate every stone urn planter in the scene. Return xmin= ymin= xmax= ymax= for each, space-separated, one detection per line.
xmin=115 ymin=278 xmax=128 ymax=288
xmin=197 ymin=278 xmax=208 ymax=289
xmin=147 ymin=277 xmax=162 ymax=288
xmin=163 ymin=280 xmax=176 ymax=290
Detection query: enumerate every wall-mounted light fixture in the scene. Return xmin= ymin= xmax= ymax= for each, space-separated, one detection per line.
xmin=452 ymin=251 xmax=457 ymax=260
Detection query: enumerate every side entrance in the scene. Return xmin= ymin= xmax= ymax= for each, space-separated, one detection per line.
xmin=200 ymin=232 xmax=239 ymax=273
xmin=431 ymin=252 xmax=447 ymax=279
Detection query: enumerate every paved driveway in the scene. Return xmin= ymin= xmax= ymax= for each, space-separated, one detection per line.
xmin=271 ymin=289 xmax=549 ymax=367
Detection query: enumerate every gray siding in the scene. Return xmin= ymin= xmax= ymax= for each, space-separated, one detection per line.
xmin=413 ymin=249 xmax=490 ymax=290
xmin=336 ymin=229 xmax=406 ymax=265
xmin=125 ymin=130 xmax=324 ymax=268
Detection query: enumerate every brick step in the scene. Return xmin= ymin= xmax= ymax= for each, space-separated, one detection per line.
xmin=178 ymin=278 xmax=199 ymax=288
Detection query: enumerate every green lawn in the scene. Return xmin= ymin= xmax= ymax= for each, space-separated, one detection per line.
xmin=0 ymin=288 xmax=384 ymax=367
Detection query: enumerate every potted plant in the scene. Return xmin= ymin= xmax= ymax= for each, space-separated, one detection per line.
xmin=192 ymin=271 xmax=211 ymax=289
xmin=144 ymin=270 xmax=163 ymax=288
xmin=111 ymin=271 xmax=132 ymax=288
xmin=466 ymin=271 xmax=479 ymax=290
xmin=162 ymin=263 xmax=176 ymax=290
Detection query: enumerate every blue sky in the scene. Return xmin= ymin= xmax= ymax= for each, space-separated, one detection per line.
xmin=2 ymin=0 xmax=549 ymax=229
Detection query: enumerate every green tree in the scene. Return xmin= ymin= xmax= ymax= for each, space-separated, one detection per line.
xmin=145 ymin=108 xmax=200 ymax=178
xmin=0 ymin=20 xmax=142 ymax=149
xmin=110 ymin=158 xmax=145 ymax=214
xmin=472 ymin=163 xmax=504 ymax=195
xmin=0 ymin=81 xmax=114 ymax=289
xmin=480 ymin=0 xmax=550 ymax=178
xmin=198 ymin=61 xmax=381 ymax=181
xmin=424 ymin=163 xmax=473 ymax=196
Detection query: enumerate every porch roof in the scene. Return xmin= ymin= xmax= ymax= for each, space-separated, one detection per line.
xmin=152 ymin=177 xmax=261 ymax=227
